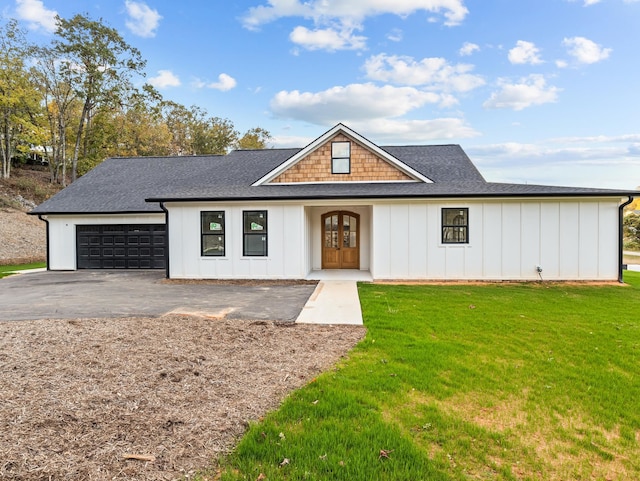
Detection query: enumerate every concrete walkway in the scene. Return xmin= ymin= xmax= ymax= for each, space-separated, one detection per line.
xmin=296 ymin=280 xmax=364 ymax=325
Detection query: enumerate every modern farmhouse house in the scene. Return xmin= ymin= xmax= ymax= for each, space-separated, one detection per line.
xmin=31 ymin=124 xmax=635 ymax=281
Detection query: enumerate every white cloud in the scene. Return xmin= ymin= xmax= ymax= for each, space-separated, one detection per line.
xmin=363 ymin=53 xmax=485 ymax=93
xmin=125 ymin=1 xmax=162 ymax=38
xmin=353 ymin=117 xmax=479 ymax=142
xmin=459 ymin=42 xmax=479 ymax=56
xmin=242 ymin=0 xmax=469 ymax=29
xmin=205 ymin=73 xmax=237 ymax=91
xmin=148 ymin=70 xmax=180 ymax=88
xmin=387 ymin=28 xmax=403 ymax=42
xmin=468 ymin=139 xmax=640 ymax=189
xmin=550 ymin=133 xmax=640 ymax=144
xmin=290 ymin=25 xmax=366 ymax=51
xmin=272 ymin=118 xmax=478 ymax=146
xmin=270 ymin=83 xmax=441 ymax=124
xmin=562 ymin=36 xmax=611 ymax=64
xmin=269 ymin=82 xmax=480 ymax=141
xmin=270 ymin=134 xmax=316 ymax=148
xmin=483 ymin=74 xmax=560 ymax=111
xmin=14 ymin=0 xmax=58 ymax=33
xmin=242 ymin=0 xmax=468 ymax=50
xmin=566 ymin=0 xmax=602 ymax=6
xmin=508 ymin=40 xmax=543 ymax=65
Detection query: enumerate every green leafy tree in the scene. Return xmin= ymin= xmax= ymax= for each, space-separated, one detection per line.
xmin=162 ymin=102 xmax=239 ymax=155
xmin=189 ymin=107 xmax=238 ymax=155
xmin=237 ymin=127 xmax=272 ymax=150
xmin=161 ymin=101 xmax=192 ymax=155
xmin=53 ymin=14 xmax=146 ymax=182
xmin=0 ymin=19 xmax=42 ymax=179
xmin=81 ymin=84 xmax=171 ymax=169
xmin=624 ymin=212 xmax=640 ymax=250
xmin=32 ymin=46 xmax=81 ymax=185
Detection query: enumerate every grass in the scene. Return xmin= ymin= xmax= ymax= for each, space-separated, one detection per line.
xmin=0 ymin=262 xmax=46 ymax=278
xmin=203 ymin=274 xmax=640 ymax=481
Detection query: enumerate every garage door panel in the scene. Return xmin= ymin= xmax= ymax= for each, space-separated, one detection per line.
xmin=77 ymin=224 xmax=166 ymax=269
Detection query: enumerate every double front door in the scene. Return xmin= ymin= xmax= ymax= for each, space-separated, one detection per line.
xmin=322 ymin=211 xmax=360 ymax=269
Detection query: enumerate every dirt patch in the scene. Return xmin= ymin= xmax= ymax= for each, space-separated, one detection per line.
xmin=0 ymin=209 xmax=46 ymax=265
xmin=0 ymin=315 xmax=365 ymax=480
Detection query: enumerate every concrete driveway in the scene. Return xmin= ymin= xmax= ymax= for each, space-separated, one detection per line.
xmin=0 ymin=270 xmax=317 ymax=322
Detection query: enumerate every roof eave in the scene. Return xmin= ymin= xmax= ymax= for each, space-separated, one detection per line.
xmin=28 ymin=208 xmax=165 ymax=216
xmin=147 ymin=191 xmax=636 ymax=204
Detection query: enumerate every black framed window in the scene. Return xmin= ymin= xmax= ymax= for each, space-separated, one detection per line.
xmin=442 ymin=208 xmax=469 ymax=244
xmin=331 ymin=141 xmax=351 ymax=174
xmin=201 ymin=211 xmax=225 ymax=256
xmin=243 ymin=210 xmax=268 ymax=256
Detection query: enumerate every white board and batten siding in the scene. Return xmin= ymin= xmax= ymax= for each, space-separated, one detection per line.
xmin=46 ymin=214 xmax=165 ymax=270
xmin=166 ymin=202 xmax=306 ymax=279
xmin=371 ymin=198 xmax=621 ymax=281
xmin=46 ymin=197 xmax=623 ymax=281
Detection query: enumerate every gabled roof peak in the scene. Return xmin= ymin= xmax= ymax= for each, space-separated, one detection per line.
xmin=251 ymin=123 xmax=434 ymax=186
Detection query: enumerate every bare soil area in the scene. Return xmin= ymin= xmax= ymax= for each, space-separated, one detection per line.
xmin=0 ymin=208 xmax=46 ymax=265
xmin=0 ymin=166 xmax=60 ymax=265
xmin=0 ymin=315 xmax=365 ymax=480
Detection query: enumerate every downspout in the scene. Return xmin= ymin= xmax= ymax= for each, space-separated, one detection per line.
xmin=38 ymin=215 xmax=50 ymax=271
xmin=160 ymin=202 xmax=170 ymax=279
xmin=619 ymin=196 xmax=634 ymax=283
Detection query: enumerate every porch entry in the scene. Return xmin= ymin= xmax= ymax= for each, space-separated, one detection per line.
xmin=321 ymin=211 xmax=360 ymax=269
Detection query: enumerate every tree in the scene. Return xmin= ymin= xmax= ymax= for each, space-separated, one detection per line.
xmin=624 ymin=213 xmax=640 ymax=250
xmin=0 ymin=20 xmax=42 ymax=179
xmin=81 ymin=84 xmax=171 ymax=168
xmin=31 ymin=46 xmax=80 ymax=185
xmin=53 ymin=14 xmax=146 ymax=182
xmin=237 ymin=127 xmax=272 ymax=150
xmin=189 ymin=107 xmax=238 ymax=155
xmin=161 ymin=102 xmax=239 ymax=155
xmin=162 ymin=101 xmax=196 ymax=155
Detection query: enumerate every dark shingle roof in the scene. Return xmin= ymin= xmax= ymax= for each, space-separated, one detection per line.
xmin=31 ymin=145 xmax=634 ymax=215
xmin=381 ymin=145 xmax=485 ymax=182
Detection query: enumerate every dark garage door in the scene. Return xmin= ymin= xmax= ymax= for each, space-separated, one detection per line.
xmin=77 ymin=224 xmax=167 ymax=269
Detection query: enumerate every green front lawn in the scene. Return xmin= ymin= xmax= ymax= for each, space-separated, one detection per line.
xmin=208 ymin=274 xmax=640 ymax=481
xmin=0 ymin=262 xmax=46 ymax=278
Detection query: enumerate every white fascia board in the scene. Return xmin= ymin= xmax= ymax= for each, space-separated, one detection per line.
xmin=251 ymin=123 xmax=434 ymax=186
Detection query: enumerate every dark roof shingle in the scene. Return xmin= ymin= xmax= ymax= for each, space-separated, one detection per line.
xmin=31 ymin=145 xmax=634 ymax=215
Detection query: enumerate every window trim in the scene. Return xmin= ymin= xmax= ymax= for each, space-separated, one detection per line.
xmin=243 ymin=210 xmax=268 ymax=257
xmin=201 ymin=211 xmax=226 ymax=257
xmin=441 ymin=208 xmax=469 ymax=244
xmin=331 ymin=141 xmax=351 ymax=174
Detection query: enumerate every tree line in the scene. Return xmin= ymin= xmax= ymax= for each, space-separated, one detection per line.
xmin=0 ymin=15 xmax=271 ymax=185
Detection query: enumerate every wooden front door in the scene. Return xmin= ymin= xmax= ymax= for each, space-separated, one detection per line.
xmin=322 ymin=211 xmax=360 ymax=269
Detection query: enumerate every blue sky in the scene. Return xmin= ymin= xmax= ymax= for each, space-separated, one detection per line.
xmin=5 ymin=0 xmax=640 ymax=189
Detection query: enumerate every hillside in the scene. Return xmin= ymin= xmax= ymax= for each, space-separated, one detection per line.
xmin=0 ymin=166 xmax=63 ymax=265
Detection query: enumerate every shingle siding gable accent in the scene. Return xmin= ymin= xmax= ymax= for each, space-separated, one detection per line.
xmin=270 ymin=133 xmax=413 ymax=183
